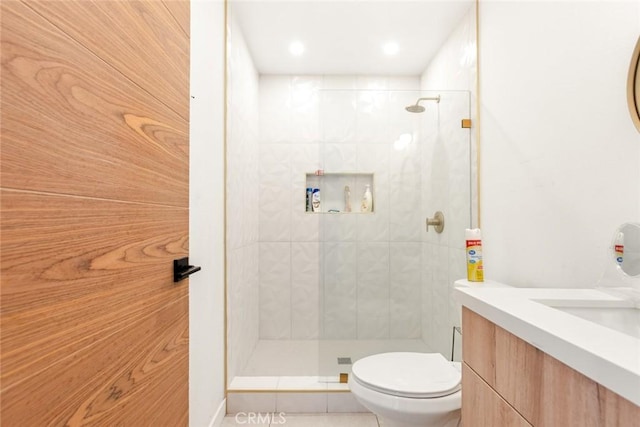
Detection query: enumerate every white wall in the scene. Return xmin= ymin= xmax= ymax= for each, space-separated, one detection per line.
xmin=419 ymin=3 xmax=477 ymax=359
xmin=226 ymin=9 xmax=261 ymax=385
xmin=479 ymin=0 xmax=640 ymax=288
xmin=189 ymin=1 xmax=226 ymax=426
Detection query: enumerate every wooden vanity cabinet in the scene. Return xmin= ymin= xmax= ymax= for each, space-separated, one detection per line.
xmin=461 ymin=307 xmax=640 ymax=426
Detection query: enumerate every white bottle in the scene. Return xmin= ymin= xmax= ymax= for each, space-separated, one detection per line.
xmin=360 ymin=184 xmax=373 ymax=213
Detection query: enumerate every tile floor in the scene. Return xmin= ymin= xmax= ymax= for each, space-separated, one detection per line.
xmin=222 ymin=413 xmax=381 ymax=426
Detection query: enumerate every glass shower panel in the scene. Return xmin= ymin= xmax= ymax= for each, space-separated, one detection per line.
xmin=317 ymin=89 xmax=471 ymax=380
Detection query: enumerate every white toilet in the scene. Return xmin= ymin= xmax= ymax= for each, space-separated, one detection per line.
xmin=348 ymin=352 xmax=461 ymax=427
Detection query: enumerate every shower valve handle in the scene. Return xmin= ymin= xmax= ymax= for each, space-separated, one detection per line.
xmin=426 ymin=211 xmax=445 ymax=233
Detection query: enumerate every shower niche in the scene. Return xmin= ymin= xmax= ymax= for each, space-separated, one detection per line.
xmin=305 ymin=172 xmax=374 ymax=214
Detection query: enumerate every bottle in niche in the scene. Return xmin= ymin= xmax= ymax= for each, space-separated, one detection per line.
xmin=360 ymin=184 xmax=373 ymax=213
xmin=312 ymin=188 xmax=321 ymax=212
xmin=344 ymin=185 xmax=352 ymax=212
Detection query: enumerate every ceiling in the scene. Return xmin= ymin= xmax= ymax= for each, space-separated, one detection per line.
xmin=230 ymin=0 xmax=474 ymax=76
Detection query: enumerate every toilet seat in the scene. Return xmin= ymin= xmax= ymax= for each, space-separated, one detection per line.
xmin=351 ymin=352 xmax=461 ymax=398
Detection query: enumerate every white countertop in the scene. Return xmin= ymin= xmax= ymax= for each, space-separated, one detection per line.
xmin=453 ymin=280 xmax=640 ymax=406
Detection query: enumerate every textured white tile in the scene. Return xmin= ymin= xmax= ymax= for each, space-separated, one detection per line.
xmin=390 ymin=243 xmax=422 ymax=338
xmin=323 ymin=243 xmax=357 ymax=339
xmin=320 ymin=214 xmax=357 ymax=242
xmin=327 ymin=393 xmax=370 ymax=413
xmin=320 ymin=91 xmax=356 ymax=143
xmin=357 ymin=242 xmax=390 ymax=339
xmin=356 ymin=143 xmax=389 ymax=173
xmin=322 ymin=143 xmax=357 ymax=172
xmin=356 ymin=90 xmax=389 ymax=144
xmin=389 ymin=209 xmax=422 ymax=242
xmin=291 ymin=210 xmax=320 ymax=242
xmin=322 ymin=75 xmax=356 ymax=90
xmin=291 ymin=242 xmax=321 ymax=339
xmin=291 ymin=143 xmax=322 ymax=173
xmin=259 ymin=243 xmax=291 ymax=339
xmin=387 ymin=77 xmax=421 ymax=91
xmin=276 ymin=393 xmax=328 ymax=413
xmin=259 ymin=185 xmax=291 ymax=242
xmin=226 ymin=393 xmax=277 ymax=414
xmin=291 ymin=76 xmax=322 ymax=143
xmin=356 ymin=76 xmax=388 ymax=90
xmin=259 ymin=76 xmax=291 ymax=144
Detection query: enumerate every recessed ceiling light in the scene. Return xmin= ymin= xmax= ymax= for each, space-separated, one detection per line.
xmin=289 ymin=41 xmax=305 ymax=56
xmin=382 ymin=42 xmax=399 ymax=55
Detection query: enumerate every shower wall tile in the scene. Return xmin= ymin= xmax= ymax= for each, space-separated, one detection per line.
xmin=322 ymin=143 xmax=357 ymax=172
xmin=357 ymin=208 xmax=390 ymax=242
xmin=291 ymin=242 xmax=321 ymax=339
xmin=291 ymin=143 xmax=322 ymax=172
xmin=320 ymin=91 xmax=357 ymax=143
xmin=259 ymin=185 xmax=291 ymax=242
xmin=322 ymin=75 xmax=357 ymax=90
xmin=356 ymin=76 xmax=388 ymax=90
xmin=356 ymin=90 xmax=390 ymax=144
xmin=390 ymin=210 xmax=423 ymax=242
xmin=357 ymin=242 xmax=390 ymax=338
xmin=390 ymin=243 xmax=422 ymax=338
xmin=320 ymin=214 xmax=357 ymax=242
xmin=227 ymin=12 xmax=261 ymax=381
xmin=260 ymin=76 xmax=292 ymax=144
xmin=323 ymin=242 xmax=357 ymax=339
xmin=260 ymin=242 xmax=292 ymax=339
xmin=291 ymin=76 xmax=322 ymax=143
xmin=388 ymin=76 xmax=421 ymax=91
xmin=356 ymin=143 xmax=389 ymax=172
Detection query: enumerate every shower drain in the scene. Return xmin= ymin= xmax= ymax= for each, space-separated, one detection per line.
xmin=337 ymin=357 xmax=352 ymax=365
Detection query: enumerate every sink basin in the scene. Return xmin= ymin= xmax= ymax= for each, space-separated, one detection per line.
xmin=535 ymin=296 xmax=640 ymax=339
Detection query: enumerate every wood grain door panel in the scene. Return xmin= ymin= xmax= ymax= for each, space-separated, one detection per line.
xmin=1 ymin=296 xmax=188 ymax=426
xmin=24 ymin=0 xmax=190 ymax=120
xmin=1 ymin=2 xmax=188 ymax=205
xmin=1 ymin=0 xmax=190 ymax=424
xmin=1 ymin=190 xmax=188 ymax=390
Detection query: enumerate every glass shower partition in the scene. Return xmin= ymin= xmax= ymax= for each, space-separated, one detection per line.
xmin=314 ymin=89 xmax=472 ymax=384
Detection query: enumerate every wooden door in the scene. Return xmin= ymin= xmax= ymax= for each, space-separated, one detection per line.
xmin=1 ymin=1 xmax=191 ymax=425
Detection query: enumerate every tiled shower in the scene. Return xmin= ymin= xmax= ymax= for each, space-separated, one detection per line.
xmin=226 ymin=5 xmax=477 ymax=388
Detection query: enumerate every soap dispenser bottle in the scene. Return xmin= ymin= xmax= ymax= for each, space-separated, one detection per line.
xmin=360 ymin=184 xmax=373 ymax=213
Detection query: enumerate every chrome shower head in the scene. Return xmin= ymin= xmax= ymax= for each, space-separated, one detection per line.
xmin=405 ymin=95 xmax=441 ymax=113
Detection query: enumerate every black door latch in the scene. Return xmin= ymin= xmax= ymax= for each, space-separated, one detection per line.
xmin=173 ymin=257 xmax=201 ymax=282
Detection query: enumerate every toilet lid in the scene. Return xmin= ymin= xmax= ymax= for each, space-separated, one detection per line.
xmin=351 ymin=352 xmax=461 ymax=398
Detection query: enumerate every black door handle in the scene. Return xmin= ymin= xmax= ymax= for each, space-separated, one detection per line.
xmin=173 ymin=257 xmax=201 ymax=282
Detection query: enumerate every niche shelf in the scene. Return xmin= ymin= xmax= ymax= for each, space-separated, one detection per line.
xmin=305 ymin=172 xmax=374 ymax=213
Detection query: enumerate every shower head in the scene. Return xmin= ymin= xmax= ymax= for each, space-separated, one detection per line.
xmin=405 ymin=95 xmax=441 ymax=113
xmin=405 ymin=104 xmax=426 ymax=113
